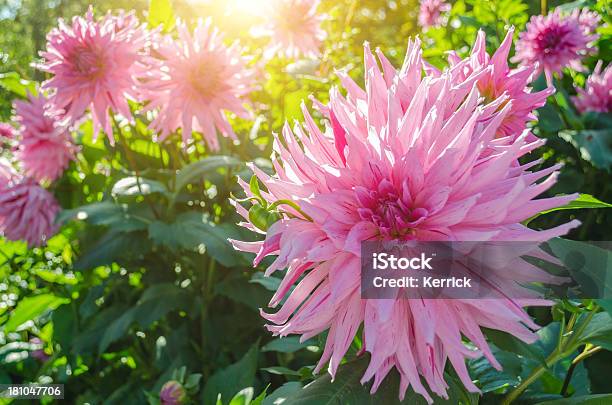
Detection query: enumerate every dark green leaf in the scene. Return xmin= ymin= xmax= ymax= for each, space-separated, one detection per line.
xmin=559 ymin=129 xmax=612 ymax=172
xmin=537 ymin=393 xmax=612 ymax=404
xmin=261 ymin=336 xmax=316 ymax=353
xmin=202 ymin=344 xmax=259 ymax=405
xmin=173 ymin=155 xmax=241 ymax=199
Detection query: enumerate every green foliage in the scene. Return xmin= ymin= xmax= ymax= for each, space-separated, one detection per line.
xmin=0 ymin=0 xmax=611 ymax=404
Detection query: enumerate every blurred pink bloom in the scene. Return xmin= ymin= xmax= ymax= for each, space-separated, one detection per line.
xmin=418 ymin=0 xmax=451 ymax=29
xmin=258 ymin=0 xmax=326 ymax=59
xmin=514 ymin=8 xmax=600 ymax=84
xmin=0 ymin=123 xmax=15 ymax=140
xmin=38 ymin=7 xmax=149 ymax=144
xmin=14 ymin=94 xmax=76 ymax=183
xmin=230 ymin=38 xmax=579 ymax=401
xmin=446 ymin=28 xmax=554 ymax=137
xmin=573 ymin=61 xmax=612 ymax=113
xmin=140 ymin=19 xmax=253 ymax=150
xmin=0 ymin=178 xmax=60 ymax=247
xmin=29 ymin=338 xmax=50 ymax=362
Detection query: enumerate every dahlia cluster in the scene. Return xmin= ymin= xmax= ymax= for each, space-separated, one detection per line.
xmin=573 ymin=61 xmax=611 ymax=114
xmin=418 ymin=0 xmax=451 ymax=29
xmin=514 ymin=8 xmax=601 ymax=84
xmin=256 ymin=0 xmax=326 ymax=59
xmin=231 ymin=31 xmax=580 ymax=401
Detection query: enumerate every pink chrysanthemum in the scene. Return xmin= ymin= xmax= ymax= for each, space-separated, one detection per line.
xmin=514 ymin=8 xmax=600 ymax=84
xmin=14 ymin=94 xmax=76 ymax=183
xmin=573 ymin=61 xmax=612 ymax=113
xmin=139 ymin=19 xmax=253 ymax=150
xmin=418 ymin=0 xmax=451 ymax=29
xmin=0 ymin=176 xmax=60 ymax=247
xmin=38 ymin=7 xmax=149 ymax=144
xmin=0 ymin=123 xmax=15 ymax=140
xmin=258 ymin=0 xmax=326 ymax=59
xmin=445 ymin=28 xmax=554 ymax=137
xmin=230 ymin=38 xmax=580 ymax=401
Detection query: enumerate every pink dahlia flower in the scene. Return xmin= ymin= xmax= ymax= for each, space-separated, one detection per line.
xmin=0 ymin=123 xmax=15 ymax=140
xmin=14 ymin=94 xmax=76 ymax=183
xmin=418 ymin=0 xmax=451 ymax=29
xmin=446 ymin=28 xmax=554 ymax=137
xmin=230 ymin=38 xmax=579 ymax=401
xmin=514 ymin=8 xmax=600 ymax=84
xmin=258 ymin=0 xmax=326 ymax=59
xmin=38 ymin=7 xmax=149 ymax=144
xmin=573 ymin=61 xmax=612 ymax=113
xmin=139 ymin=19 xmax=253 ymax=150
xmin=0 ymin=177 xmax=60 ymax=247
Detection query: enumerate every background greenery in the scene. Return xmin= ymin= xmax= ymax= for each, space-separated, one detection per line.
xmin=0 ymin=0 xmax=611 ymax=404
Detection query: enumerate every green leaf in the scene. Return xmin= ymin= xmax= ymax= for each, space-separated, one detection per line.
xmin=3 ymin=294 xmax=69 ymax=332
xmin=74 ymin=231 xmax=151 ymax=270
xmin=98 ymin=284 xmax=191 ymax=352
xmin=202 ymin=344 xmax=259 ymax=405
xmin=112 ymin=177 xmax=168 ymax=197
xmin=262 ymin=382 xmax=303 ymax=405
xmin=172 ymin=155 xmax=241 ymax=201
xmin=282 ymin=355 xmax=478 ymax=404
xmin=251 ymin=386 xmax=269 ymax=405
xmin=148 ymin=212 xmax=247 ymax=267
xmin=0 ymin=72 xmax=37 ymax=98
xmin=546 ymin=239 xmax=612 ymax=299
xmin=148 ymin=0 xmax=175 ymax=31
xmin=579 ymin=312 xmax=612 ymax=351
xmin=560 ymin=129 xmax=612 ymax=172
xmin=537 ymin=393 xmax=612 ymax=404
xmin=483 ymin=328 xmax=546 ymax=365
xmin=533 ymin=194 xmax=612 ymax=221
xmin=261 ymin=336 xmax=316 ymax=353
xmin=228 ymin=388 xmax=254 ymax=405
xmin=215 ymin=275 xmax=271 ymax=311
xmin=261 ymin=366 xmax=301 ymax=376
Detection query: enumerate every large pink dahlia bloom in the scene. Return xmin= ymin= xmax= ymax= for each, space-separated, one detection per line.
xmin=38 ymin=8 xmax=149 ymax=143
xmin=14 ymin=94 xmax=76 ymax=183
xmin=230 ymin=38 xmax=580 ymax=401
xmin=0 ymin=176 xmax=60 ymax=247
xmin=573 ymin=61 xmax=612 ymax=113
xmin=140 ymin=19 xmax=253 ymax=150
xmin=418 ymin=0 xmax=451 ymax=29
xmin=258 ymin=0 xmax=326 ymax=59
xmin=445 ymin=28 xmax=554 ymax=138
xmin=514 ymin=8 xmax=600 ymax=84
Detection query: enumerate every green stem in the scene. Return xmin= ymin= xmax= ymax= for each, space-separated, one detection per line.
xmin=560 ymin=345 xmax=602 ymax=396
xmin=502 ymin=307 xmax=599 ymax=404
xmin=268 ymin=199 xmax=313 ymax=221
xmin=541 ymin=0 xmax=547 ymax=15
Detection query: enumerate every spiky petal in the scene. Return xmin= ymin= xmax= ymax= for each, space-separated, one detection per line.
xmin=38 ymin=7 xmax=149 ymax=143
xmin=514 ymin=8 xmax=600 ymax=84
xmin=230 ymin=35 xmax=579 ymax=402
xmin=573 ymin=61 xmax=612 ymax=113
xmin=139 ymin=19 xmax=253 ymax=150
xmin=14 ymin=93 xmax=76 ymax=183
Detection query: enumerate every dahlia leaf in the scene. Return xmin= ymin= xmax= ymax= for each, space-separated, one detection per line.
xmin=537 ymin=393 xmax=612 ymax=404
xmin=579 ymin=312 xmax=612 ymax=351
xmin=202 ymin=344 xmax=259 ymax=405
xmin=3 ymin=294 xmax=69 ymax=333
xmin=112 ymin=176 xmax=168 ymax=197
xmin=526 ymin=193 xmax=612 ymax=223
xmin=0 ymin=72 xmax=37 ymax=98
xmin=172 ymin=156 xmax=241 ymax=202
xmin=559 ymin=129 xmax=612 ymax=172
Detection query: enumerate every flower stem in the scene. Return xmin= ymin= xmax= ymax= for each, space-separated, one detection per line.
xmin=560 ymin=345 xmax=602 ymax=396
xmin=502 ymin=307 xmax=599 ymax=404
